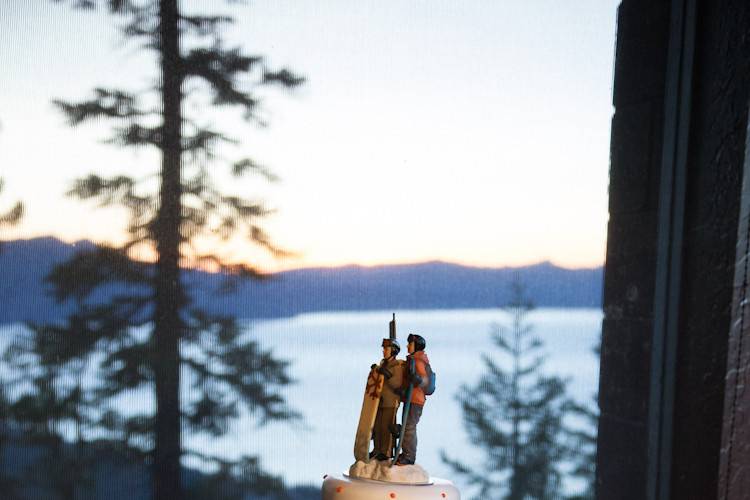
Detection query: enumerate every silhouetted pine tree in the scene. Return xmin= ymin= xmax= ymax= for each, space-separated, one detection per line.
xmin=442 ymin=280 xmax=572 ymax=500
xmin=2 ymin=1 xmax=304 ymax=499
xmin=0 ymin=145 xmax=24 ymax=499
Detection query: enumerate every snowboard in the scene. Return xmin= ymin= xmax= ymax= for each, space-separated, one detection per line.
xmin=353 ymin=363 xmax=385 ymax=462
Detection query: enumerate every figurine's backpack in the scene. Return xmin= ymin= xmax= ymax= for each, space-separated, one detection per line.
xmin=424 ymin=361 xmax=436 ymax=396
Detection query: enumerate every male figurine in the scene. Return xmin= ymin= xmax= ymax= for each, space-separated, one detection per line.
xmin=371 ymin=338 xmax=404 ymax=461
xmin=395 ymin=333 xmax=429 ymax=466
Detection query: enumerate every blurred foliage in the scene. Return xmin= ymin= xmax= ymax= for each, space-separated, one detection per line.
xmin=564 ymin=343 xmax=600 ymax=500
xmin=0 ymin=127 xmax=24 ymax=498
xmin=0 ymin=1 xmax=304 ymax=498
xmin=441 ymin=280 xmax=582 ymax=500
xmin=0 ymin=180 xmax=23 ymax=228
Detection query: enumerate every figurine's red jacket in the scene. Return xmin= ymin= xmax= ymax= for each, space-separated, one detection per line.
xmin=405 ymin=351 xmax=429 ymax=406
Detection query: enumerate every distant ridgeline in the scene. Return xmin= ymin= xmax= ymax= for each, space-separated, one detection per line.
xmin=0 ymin=237 xmax=603 ymax=325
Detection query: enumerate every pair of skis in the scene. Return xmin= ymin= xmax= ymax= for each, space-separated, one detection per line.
xmin=391 ymin=355 xmax=415 ymax=465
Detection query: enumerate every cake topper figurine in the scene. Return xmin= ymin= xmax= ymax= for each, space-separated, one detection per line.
xmin=372 ymin=335 xmax=404 ymax=461
xmin=393 ymin=332 xmax=431 ymax=466
xmin=348 ymin=315 xmax=438 ymax=482
xmin=353 ymin=313 xmax=399 ymax=463
xmin=327 ymin=314 xmax=459 ymax=498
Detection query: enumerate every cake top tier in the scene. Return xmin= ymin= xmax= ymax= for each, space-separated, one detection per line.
xmin=322 ymin=474 xmax=461 ymax=500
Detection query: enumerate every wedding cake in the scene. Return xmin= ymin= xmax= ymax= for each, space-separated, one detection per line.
xmin=322 ymin=471 xmax=460 ymax=500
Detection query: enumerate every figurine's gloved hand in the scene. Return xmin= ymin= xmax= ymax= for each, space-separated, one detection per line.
xmin=412 ymin=374 xmax=423 ymax=387
xmin=377 ymin=365 xmax=393 ymax=379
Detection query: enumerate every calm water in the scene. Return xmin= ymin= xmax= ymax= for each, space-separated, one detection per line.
xmin=1 ymin=308 xmax=602 ymax=493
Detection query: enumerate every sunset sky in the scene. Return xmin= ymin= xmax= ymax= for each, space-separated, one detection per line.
xmin=0 ymin=0 xmax=619 ymax=271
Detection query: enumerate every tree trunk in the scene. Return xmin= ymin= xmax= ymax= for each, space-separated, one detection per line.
xmin=154 ymin=0 xmax=183 ymax=498
xmin=510 ymin=309 xmax=521 ymax=500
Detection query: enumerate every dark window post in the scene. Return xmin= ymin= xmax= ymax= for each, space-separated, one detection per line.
xmin=598 ymin=1 xmax=750 ymax=499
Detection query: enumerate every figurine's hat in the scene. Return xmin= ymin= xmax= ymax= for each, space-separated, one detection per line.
xmin=381 ymin=337 xmax=401 ymax=355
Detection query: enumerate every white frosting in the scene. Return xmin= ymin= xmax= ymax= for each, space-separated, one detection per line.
xmin=322 ymin=473 xmax=461 ymax=500
xmin=348 ymin=459 xmax=430 ymax=484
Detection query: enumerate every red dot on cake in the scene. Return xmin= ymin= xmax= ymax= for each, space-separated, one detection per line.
xmin=336 ymin=486 xmax=343 ymax=493
xmin=389 ymin=493 xmax=396 ymax=498
xmin=441 ymin=493 xmax=447 ymax=498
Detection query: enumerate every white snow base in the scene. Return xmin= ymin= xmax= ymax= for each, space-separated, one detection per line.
xmin=348 ymin=459 xmax=430 ymax=484
xmin=322 ymin=472 xmax=461 ymax=500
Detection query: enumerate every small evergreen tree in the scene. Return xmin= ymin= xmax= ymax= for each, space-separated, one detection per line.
xmin=564 ymin=343 xmax=600 ymax=500
xmin=0 ymin=361 xmax=23 ymax=500
xmin=442 ymin=280 xmax=571 ymax=500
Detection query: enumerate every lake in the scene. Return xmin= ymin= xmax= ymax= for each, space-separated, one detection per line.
xmin=1 ymin=307 xmax=602 ymax=494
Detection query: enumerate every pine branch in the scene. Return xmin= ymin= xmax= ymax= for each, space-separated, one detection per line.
xmin=121 ymin=5 xmax=158 ymax=40
xmin=53 ymin=88 xmax=152 ymax=125
xmin=68 ymin=174 xmax=137 ymax=205
xmin=99 ymin=341 xmax=152 ymax=391
xmin=179 ymin=14 xmax=234 ymax=37
xmin=231 ymin=157 xmax=280 ymax=182
xmin=182 ymin=47 xmax=263 ymax=110
xmin=182 ymin=311 xmax=300 ymax=425
xmin=182 ymin=44 xmax=304 ymax=121
xmin=106 ymin=122 xmax=162 ymax=147
xmin=192 ymin=254 xmax=266 ymax=281
xmin=262 ymin=67 xmax=306 ymax=88
xmin=182 ymin=127 xmax=236 ymax=153
xmin=98 ymin=410 xmax=154 ymax=451
xmin=182 ymin=450 xmax=287 ymax=499
xmin=45 ymin=245 xmax=150 ymax=302
xmin=52 ymin=0 xmax=138 ymax=13
xmin=0 ymin=178 xmax=24 ymax=227
xmin=0 ymin=201 xmax=23 ymax=226
xmin=183 ymin=391 xmax=239 ymax=437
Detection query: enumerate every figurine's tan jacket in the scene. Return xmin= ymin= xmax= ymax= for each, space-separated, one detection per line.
xmin=379 ymin=358 xmax=405 ymax=408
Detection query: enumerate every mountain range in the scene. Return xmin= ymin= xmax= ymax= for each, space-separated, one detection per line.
xmin=0 ymin=237 xmax=603 ymax=324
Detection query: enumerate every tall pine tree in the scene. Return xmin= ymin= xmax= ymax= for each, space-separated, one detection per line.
xmin=442 ymin=280 xmax=572 ymax=500
xmin=0 ymin=126 xmax=24 ymax=498
xmin=0 ymin=178 xmax=23 ymax=500
xmin=3 ymin=1 xmax=304 ymax=498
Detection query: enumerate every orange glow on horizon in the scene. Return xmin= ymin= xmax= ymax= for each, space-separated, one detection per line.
xmin=6 ymin=229 xmax=604 ymax=274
